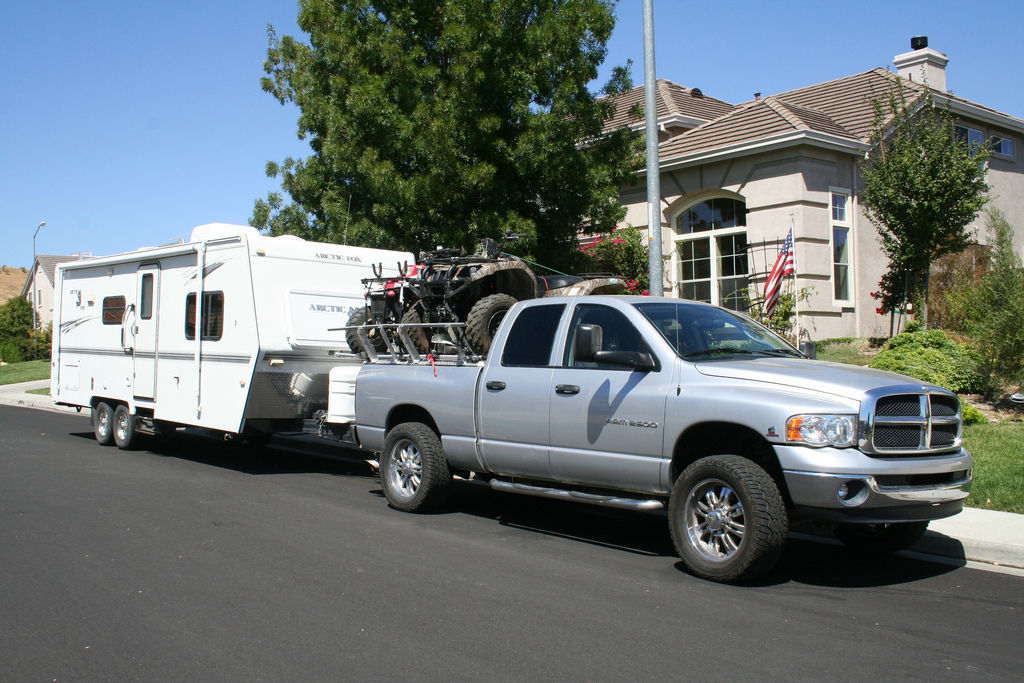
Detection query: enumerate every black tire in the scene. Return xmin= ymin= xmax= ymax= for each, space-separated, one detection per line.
xmin=669 ymin=455 xmax=788 ymax=583
xmin=346 ymin=307 xmax=388 ymax=356
xmin=245 ymin=430 xmax=273 ymax=449
xmin=113 ymin=404 xmax=138 ymax=450
xmin=93 ymin=402 xmax=115 ymax=446
xmin=380 ymin=422 xmax=452 ymax=513
xmin=833 ymin=521 xmax=929 ymax=555
xmin=466 ymin=293 xmax=517 ymax=355
xmin=401 ymin=304 xmax=430 ymax=355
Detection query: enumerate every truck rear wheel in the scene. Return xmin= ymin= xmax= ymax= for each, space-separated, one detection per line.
xmin=669 ymin=455 xmax=788 ymax=583
xmin=93 ymin=402 xmax=115 ymax=446
xmin=466 ymin=293 xmax=517 ymax=354
xmin=113 ymin=404 xmax=138 ymax=450
xmin=380 ymin=422 xmax=452 ymax=513
xmin=833 ymin=521 xmax=929 ymax=554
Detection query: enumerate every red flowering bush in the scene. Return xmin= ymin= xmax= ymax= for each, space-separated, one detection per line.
xmin=580 ymin=226 xmax=649 ymax=294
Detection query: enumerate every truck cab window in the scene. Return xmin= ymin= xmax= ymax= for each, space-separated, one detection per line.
xmin=185 ymin=292 xmax=225 ymax=341
xmin=564 ymin=304 xmax=649 ymax=368
xmin=501 ymin=304 xmax=565 ymax=367
xmin=102 ymin=296 xmax=126 ymax=325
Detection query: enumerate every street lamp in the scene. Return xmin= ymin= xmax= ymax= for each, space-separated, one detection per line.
xmin=32 ymin=221 xmax=46 ymax=330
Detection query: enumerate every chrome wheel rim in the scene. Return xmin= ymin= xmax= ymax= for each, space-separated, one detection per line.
xmin=387 ymin=438 xmax=422 ymax=499
xmin=97 ymin=408 xmax=110 ymax=439
xmin=115 ymin=411 xmax=129 ymax=442
xmin=684 ymin=478 xmax=745 ymax=562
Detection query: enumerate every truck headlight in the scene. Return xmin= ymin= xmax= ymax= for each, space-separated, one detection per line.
xmin=787 ymin=415 xmax=857 ymax=448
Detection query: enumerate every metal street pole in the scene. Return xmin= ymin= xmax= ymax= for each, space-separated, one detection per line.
xmin=32 ymin=221 xmax=46 ymax=330
xmin=642 ymin=0 xmax=663 ymax=294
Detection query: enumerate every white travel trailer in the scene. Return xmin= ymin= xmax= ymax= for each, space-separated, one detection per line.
xmin=51 ymin=223 xmax=414 ymax=448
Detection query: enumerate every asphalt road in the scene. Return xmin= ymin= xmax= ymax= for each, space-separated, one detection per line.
xmin=2 ymin=405 xmax=1021 ymax=682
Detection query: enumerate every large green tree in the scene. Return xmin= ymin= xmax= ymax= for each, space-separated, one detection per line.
xmin=253 ymin=0 xmax=642 ymax=271
xmin=861 ymin=85 xmax=991 ymax=327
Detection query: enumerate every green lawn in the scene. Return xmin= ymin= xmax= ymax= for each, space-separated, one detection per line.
xmin=0 ymin=360 xmax=50 ymax=385
xmin=962 ymin=422 xmax=1024 ymax=515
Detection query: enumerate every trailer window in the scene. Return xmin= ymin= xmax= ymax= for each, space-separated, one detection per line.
xmin=185 ymin=292 xmax=224 ymax=341
xmin=102 ymin=296 xmax=126 ymax=325
xmin=140 ymin=274 xmax=154 ymax=320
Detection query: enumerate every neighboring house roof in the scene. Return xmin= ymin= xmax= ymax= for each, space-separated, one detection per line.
xmin=602 ymin=78 xmax=736 ymax=132
xmin=21 ymin=255 xmax=81 ymax=297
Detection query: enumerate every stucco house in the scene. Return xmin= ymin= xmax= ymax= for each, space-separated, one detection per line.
xmin=607 ymin=39 xmax=1023 ymax=340
xmin=22 ymin=255 xmax=84 ymax=329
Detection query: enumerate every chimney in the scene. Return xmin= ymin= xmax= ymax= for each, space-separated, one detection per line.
xmin=893 ymin=36 xmax=948 ymax=92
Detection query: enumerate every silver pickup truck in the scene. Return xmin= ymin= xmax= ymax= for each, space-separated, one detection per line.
xmin=338 ymin=295 xmax=973 ymax=582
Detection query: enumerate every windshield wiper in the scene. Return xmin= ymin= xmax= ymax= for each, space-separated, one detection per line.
xmin=757 ymin=348 xmax=805 ymax=358
xmin=683 ymin=347 xmax=754 ymax=358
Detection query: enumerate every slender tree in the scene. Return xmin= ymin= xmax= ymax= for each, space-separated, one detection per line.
xmin=968 ymin=208 xmax=1024 ymax=398
xmin=253 ymin=0 xmax=642 ymax=271
xmin=861 ymin=84 xmax=991 ymax=326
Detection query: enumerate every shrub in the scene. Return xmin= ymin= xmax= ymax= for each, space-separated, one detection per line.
xmin=0 ymin=341 xmax=24 ymax=364
xmin=580 ymin=225 xmax=649 ymax=294
xmin=964 ymin=208 xmax=1024 ymax=399
xmin=869 ymin=327 xmax=983 ymax=394
xmin=960 ymin=400 xmax=987 ymax=425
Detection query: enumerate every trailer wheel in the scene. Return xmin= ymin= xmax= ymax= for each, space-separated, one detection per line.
xmin=380 ymin=422 xmax=452 ymax=513
xmin=669 ymin=455 xmax=788 ymax=583
xmin=834 ymin=521 xmax=929 ymax=555
xmin=466 ymin=293 xmax=517 ymax=355
xmin=113 ymin=404 xmax=138 ymax=450
xmin=93 ymin=402 xmax=115 ymax=446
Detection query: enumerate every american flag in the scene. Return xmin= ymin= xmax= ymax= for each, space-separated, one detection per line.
xmin=763 ymin=228 xmax=795 ymax=317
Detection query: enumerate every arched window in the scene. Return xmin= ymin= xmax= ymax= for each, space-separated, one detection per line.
xmin=673 ymin=196 xmax=749 ymax=311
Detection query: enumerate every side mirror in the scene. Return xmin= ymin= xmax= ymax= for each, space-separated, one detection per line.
xmin=593 ymin=350 xmax=657 ymax=372
xmin=573 ymin=324 xmax=602 ymax=362
xmin=799 ymin=340 xmax=817 ymax=359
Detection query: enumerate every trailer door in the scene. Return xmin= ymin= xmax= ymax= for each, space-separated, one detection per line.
xmin=133 ymin=263 xmax=160 ymax=399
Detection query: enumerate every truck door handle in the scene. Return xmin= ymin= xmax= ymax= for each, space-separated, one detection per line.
xmin=485 ymin=381 xmax=506 ymax=391
xmin=555 ymin=384 xmax=580 ymax=395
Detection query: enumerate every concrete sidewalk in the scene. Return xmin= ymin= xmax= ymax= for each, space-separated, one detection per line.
xmin=1 ymin=378 xmax=1022 ymax=574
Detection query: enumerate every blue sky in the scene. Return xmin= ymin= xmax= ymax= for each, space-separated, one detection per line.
xmin=3 ymin=0 xmax=1022 ymax=268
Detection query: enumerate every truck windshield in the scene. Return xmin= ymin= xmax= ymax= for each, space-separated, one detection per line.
xmin=634 ymin=301 xmax=802 ymax=359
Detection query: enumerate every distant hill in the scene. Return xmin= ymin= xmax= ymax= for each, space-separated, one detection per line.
xmin=0 ymin=266 xmax=29 ymax=306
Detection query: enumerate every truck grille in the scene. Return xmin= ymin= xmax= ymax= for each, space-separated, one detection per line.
xmin=861 ymin=390 xmax=962 ymax=457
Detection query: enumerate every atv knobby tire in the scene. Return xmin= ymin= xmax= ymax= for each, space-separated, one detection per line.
xmin=466 ymin=293 xmax=517 ymax=355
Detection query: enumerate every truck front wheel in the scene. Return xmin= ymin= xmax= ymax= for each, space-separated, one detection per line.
xmin=833 ymin=521 xmax=929 ymax=554
xmin=380 ymin=422 xmax=452 ymax=513
xmin=669 ymin=455 xmax=788 ymax=583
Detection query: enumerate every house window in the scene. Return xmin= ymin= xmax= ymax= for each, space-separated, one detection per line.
xmin=831 ymin=190 xmax=852 ymax=303
xmin=675 ymin=197 xmax=749 ymax=312
xmin=185 ymin=292 xmax=224 ymax=341
xmin=102 ymin=296 xmax=126 ymax=325
xmin=990 ymin=136 xmax=1014 ymax=157
xmin=954 ymin=125 xmax=985 ymax=149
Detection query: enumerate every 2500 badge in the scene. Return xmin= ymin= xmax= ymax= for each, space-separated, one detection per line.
xmin=605 ymin=418 xmax=659 ymax=429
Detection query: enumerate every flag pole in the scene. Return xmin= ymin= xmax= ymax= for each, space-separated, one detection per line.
xmin=790 ymin=212 xmax=799 ymax=344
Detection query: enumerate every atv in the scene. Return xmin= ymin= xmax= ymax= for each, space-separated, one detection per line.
xmin=346 ymin=232 xmax=625 ymax=357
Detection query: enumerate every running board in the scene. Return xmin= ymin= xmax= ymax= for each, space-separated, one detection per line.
xmin=489 ymin=479 xmax=665 ymax=512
